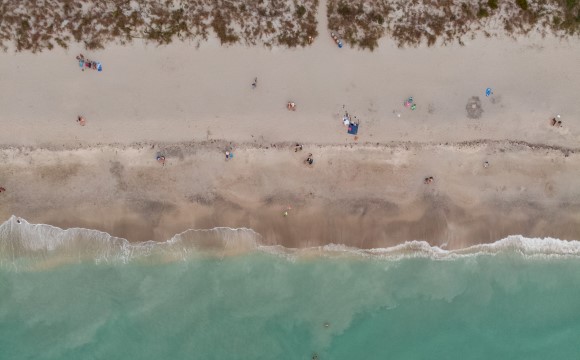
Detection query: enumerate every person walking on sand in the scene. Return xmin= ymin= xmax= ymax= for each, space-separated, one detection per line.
xmin=252 ymin=77 xmax=258 ymax=89
xmin=77 ymin=115 xmax=86 ymax=126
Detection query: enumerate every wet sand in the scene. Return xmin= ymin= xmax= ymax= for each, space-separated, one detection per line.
xmin=1 ymin=141 xmax=579 ymax=248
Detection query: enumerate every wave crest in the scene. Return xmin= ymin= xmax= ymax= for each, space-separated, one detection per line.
xmin=0 ymin=216 xmax=260 ymax=269
xmin=1 ymin=216 xmax=579 ymax=270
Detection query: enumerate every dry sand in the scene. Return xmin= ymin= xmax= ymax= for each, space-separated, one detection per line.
xmin=1 ymin=16 xmax=580 ymax=247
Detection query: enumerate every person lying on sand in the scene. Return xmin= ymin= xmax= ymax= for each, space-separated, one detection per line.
xmin=305 ymin=154 xmax=314 ymax=165
xmin=424 ymin=176 xmax=434 ymax=184
xmin=0 ymin=187 xmax=5 ymax=193
xmin=156 ymin=155 xmax=166 ymax=166
xmin=77 ymin=116 xmax=86 ymax=126
xmin=295 ymin=144 xmax=303 ymax=152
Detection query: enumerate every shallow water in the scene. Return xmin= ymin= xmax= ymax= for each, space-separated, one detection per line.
xmin=1 ymin=217 xmax=580 ymax=359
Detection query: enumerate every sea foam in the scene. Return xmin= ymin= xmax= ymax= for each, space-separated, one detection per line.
xmin=1 ymin=215 xmax=579 ymax=270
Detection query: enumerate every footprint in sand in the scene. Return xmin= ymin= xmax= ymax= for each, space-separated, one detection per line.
xmin=427 ymin=103 xmax=435 ymax=114
xmin=544 ymin=182 xmax=556 ymax=197
xmin=466 ymin=96 xmax=483 ymax=119
xmin=489 ymin=95 xmax=502 ymax=105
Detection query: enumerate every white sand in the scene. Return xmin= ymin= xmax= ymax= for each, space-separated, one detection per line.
xmin=1 ymin=32 xmax=579 ymax=148
xmin=1 ymin=8 xmax=580 ymax=246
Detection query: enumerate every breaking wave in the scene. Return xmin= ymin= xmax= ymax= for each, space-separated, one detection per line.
xmin=1 ymin=215 xmax=580 ymax=270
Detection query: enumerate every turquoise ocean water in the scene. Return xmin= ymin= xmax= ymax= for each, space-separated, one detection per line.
xmin=1 ymin=216 xmax=580 ymax=359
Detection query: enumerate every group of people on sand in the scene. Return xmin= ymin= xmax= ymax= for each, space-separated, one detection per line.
xmin=292 ymin=143 xmax=313 ymax=164
xmin=551 ymin=115 xmax=563 ymax=127
xmin=153 ymin=147 xmax=235 ymax=166
xmin=76 ymin=54 xmax=101 ymax=72
xmin=293 ymin=143 xmax=313 ymax=164
xmin=330 ymin=32 xmax=343 ymax=48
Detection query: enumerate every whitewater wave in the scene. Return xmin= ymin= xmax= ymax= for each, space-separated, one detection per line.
xmin=1 ymin=216 xmax=579 ymax=270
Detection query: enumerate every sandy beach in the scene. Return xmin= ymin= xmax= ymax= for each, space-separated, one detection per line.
xmin=1 ymin=7 xmax=580 ymax=248
xmin=1 ymin=139 xmax=579 ymax=249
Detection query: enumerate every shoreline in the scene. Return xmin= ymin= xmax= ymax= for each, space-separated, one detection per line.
xmin=1 ymin=141 xmax=579 ymax=248
xmin=3 ymin=216 xmax=580 ymax=268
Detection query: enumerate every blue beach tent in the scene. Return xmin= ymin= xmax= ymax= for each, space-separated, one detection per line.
xmin=348 ymin=123 xmax=359 ymax=135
